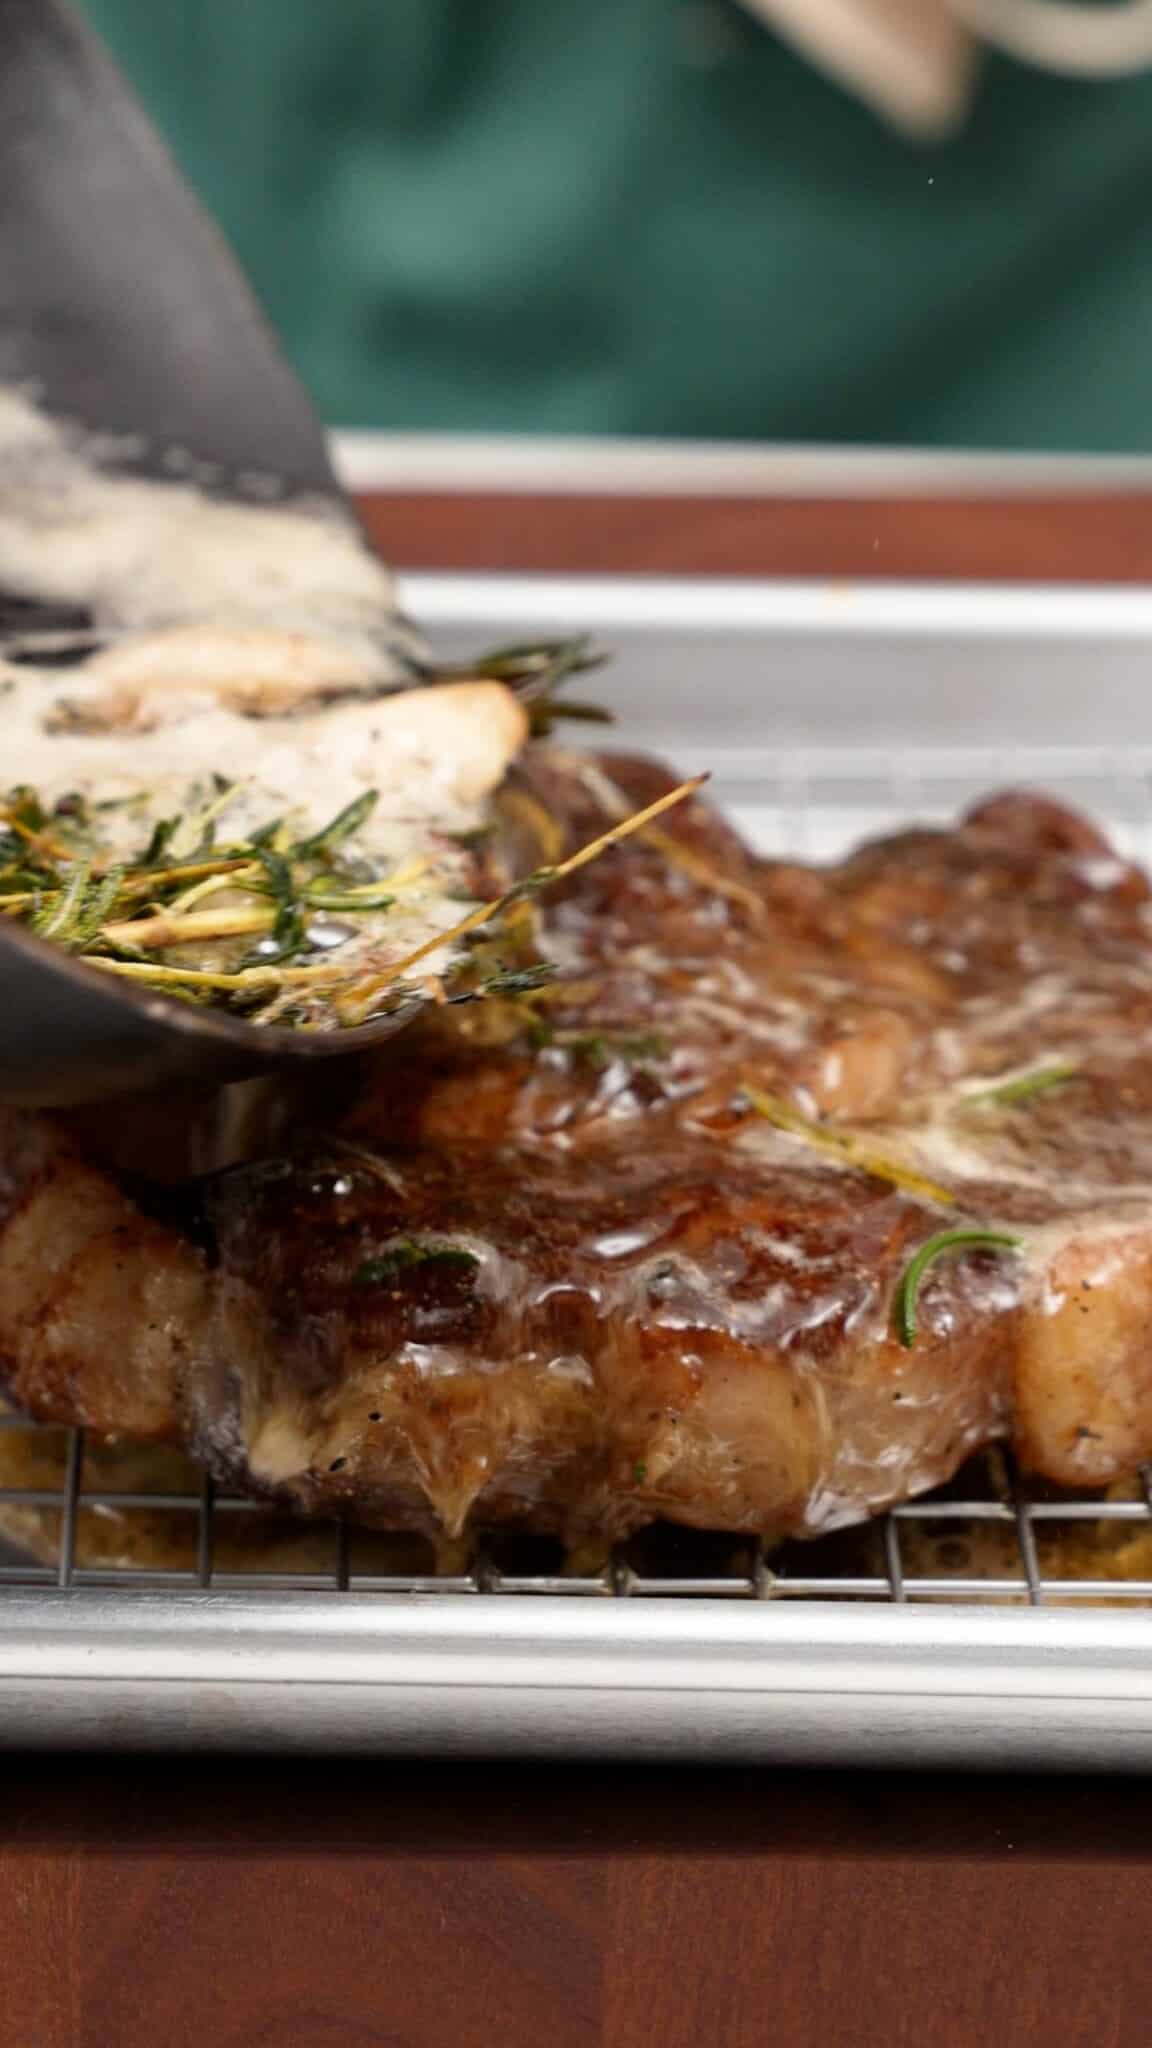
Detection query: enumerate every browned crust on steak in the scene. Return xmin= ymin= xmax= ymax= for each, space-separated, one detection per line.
xmin=4 ymin=751 xmax=1152 ymax=1543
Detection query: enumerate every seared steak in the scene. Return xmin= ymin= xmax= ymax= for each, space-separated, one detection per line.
xmin=3 ymin=750 xmax=1152 ymax=1545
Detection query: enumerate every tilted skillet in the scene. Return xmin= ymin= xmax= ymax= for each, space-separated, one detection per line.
xmin=0 ymin=0 xmax=434 ymax=1107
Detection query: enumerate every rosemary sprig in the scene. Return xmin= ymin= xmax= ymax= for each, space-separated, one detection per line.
xmin=892 ymin=1228 xmax=1023 ymax=1348
xmin=245 ymin=846 xmax=306 ymax=965
xmin=441 ymin=636 xmax=612 ymax=737
xmin=354 ymin=1239 xmax=479 ymax=1287
xmin=294 ymin=789 xmax=379 ymax=860
xmin=4 ymin=764 xmax=706 ymax=1030
xmin=1 ymin=773 xmax=405 ymax=1013
xmin=138 ymin=816 xmax=180 ymax=867
xmin=741 ymin=1086 xmax=955 ymax=1207
xmin=451 ymin=636 xmax=606 ymax=701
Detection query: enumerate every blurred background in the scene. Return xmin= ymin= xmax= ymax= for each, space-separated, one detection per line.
xmin=80 ymin=0 xmax=1152 ymax=452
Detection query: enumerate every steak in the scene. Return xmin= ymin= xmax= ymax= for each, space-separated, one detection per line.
xmin=3 ymin=749 xmax=1152 ymax=1547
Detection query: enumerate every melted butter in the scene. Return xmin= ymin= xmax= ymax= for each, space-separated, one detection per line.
xmin=0 ymin=390 xmax=530 ymax=1018
xmin=2 ymin=672 xmax=525 ymax=841
xmin=247 ymin=1408 xmax=320 ymax=1486
xmin=393 ymin=1342 xmax=472 ymax=1380
xmin=0 ymin=386 xmax=417 ymax=658
xmin=165 ymin=775 xmax=1152 ymax=1549
xmin=1025 ymin=1211 xmax=1152 ymax=1317
xmin=1 ymin=675 xmax=527 ymax=1010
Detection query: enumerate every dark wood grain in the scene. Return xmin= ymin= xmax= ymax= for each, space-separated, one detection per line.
xmin=4 ymin=1763 xmax=1152 ymax=2047
xmin=604 ymin=1852 xmax=1152 ymax=2048
xmin=361 ymin=488 xmax=1152 ymax=583
xmin=6 ymin=488 xmax=1152 ymax=2046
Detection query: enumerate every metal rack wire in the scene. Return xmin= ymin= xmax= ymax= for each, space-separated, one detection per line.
xmin=3 ymin=746 xmax=1152 ymax=1613
xmin=1 ymin=1413 xmax=1151 ymax=1604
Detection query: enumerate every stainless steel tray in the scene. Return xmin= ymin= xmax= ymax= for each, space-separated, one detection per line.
xmin=5 ymin=571 xmax=1152 ymax=1763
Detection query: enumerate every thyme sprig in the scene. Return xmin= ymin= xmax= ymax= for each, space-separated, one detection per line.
xmin=295 ymin=789 xmax=380 ymax=860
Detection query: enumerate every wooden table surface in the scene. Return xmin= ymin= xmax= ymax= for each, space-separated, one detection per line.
xmin=6 ymin=485 xmax=1152 ymax=2048
xmin=4 ymin=1757 xmax=1152 ymax=2048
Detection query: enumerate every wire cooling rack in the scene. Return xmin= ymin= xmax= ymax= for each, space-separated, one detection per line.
xmin=1 ymin=1412 xmax=1151 ymax=1604
xmin=4 ymin=744 xmax=1152 ymax=1613
xmin=0 ymin=1417 xmax=1139 ymax=1605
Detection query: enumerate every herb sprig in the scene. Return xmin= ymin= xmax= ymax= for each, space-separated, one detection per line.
xmin=892 ymin=1228 xmax=1022 ymax=1348
xmin=1 ymin=770 xmax=706 ymax=1031
xmin=355 ymin=1239 xmax=480 ymax=1286
xmin=440 ymin=636 xmax=613 ymax=738
xmin=330 ymin=772 xmax=707 ymax=1027
xmin=0 ymin=780 xmax=407 ymax=1017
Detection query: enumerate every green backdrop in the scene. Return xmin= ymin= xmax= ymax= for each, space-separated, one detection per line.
xmin=83 ymin=0 xmax=1152 ymax=448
